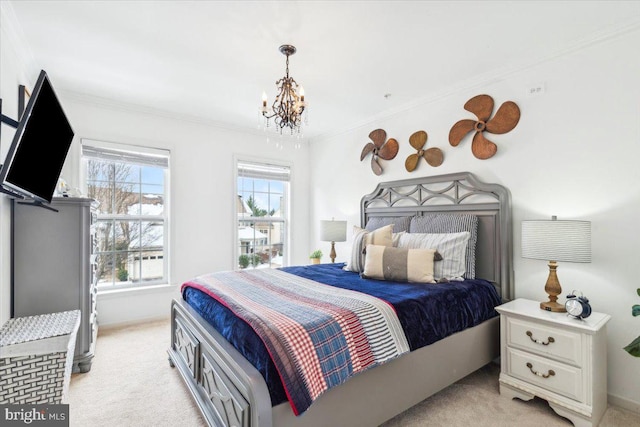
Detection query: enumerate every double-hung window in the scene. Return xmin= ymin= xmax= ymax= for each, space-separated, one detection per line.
xmin=82 ymin=140 xmax=170 ymax=290
xmin=236 ymin=159 xmax=290 ymax=270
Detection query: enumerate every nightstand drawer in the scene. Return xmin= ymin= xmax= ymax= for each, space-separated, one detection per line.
xmin=506 ymin=347 xmax=583 ymax=402
xmin=507 ymin=316 xmax=582 ymax=366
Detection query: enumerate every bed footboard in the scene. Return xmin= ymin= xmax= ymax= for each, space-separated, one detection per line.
xmin=168 ymin=298 xmax=272 ymax=427
xmin=170 ymin=294 xmax=500 ymax=427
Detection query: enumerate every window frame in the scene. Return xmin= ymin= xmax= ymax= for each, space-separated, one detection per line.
xmin=234 ymin=155 xmax=292 ymax=270
xmin=81 ymin=138 xmax=170 ymax=291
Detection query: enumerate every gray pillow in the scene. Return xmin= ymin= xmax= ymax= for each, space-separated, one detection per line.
xmin=409 ymin=214 xmax=478 ymax=279
xmin=365 ymin=216 xmax=412 ymax=233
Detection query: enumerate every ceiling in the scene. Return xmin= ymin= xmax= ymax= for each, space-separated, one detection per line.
xmin=5 ymin=1 xmax=640 ymax=141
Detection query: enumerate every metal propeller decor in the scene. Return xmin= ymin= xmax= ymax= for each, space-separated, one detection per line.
xmin=360 ymin=129 xmax=399 ymax=176
xmin=449 ymin=94 xmax=520 ymax=160
xmin=405 ymin=130 xmax=443 ymax=172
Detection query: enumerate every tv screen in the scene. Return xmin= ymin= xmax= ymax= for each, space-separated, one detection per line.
xmin=0 ymin=70 xmax=74 ymax=204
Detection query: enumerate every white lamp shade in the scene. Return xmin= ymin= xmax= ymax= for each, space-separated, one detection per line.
xmin=320 ymin=220 xmax=347 ymax=242
xmin=521 ymin=218 xmax=591 ymax=263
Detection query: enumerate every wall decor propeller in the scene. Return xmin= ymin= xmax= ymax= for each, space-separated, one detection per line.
xmin=360 ymin=129 xmax=399 ymax=175
xmin=449 ymin=94 xmax=520 ymax=160
xmin=405 ymin=130 xmax=443 ymax=172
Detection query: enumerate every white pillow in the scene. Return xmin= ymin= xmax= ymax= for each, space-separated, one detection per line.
xmin=409 ymin=214 xmax=478 ymax=279
xmin=397 ymin=232 xmax=470 ymax=281
xmin=344 ymin=225 xmax=395 ymax=273
xmin=392 ymin=231 xmax=405 ymax=246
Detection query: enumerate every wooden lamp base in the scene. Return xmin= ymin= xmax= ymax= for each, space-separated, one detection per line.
xmin=329 ymin=241 xmax=337 ymax=263
xmin=540 ymin=300 xmax=566 ymax=312
xmin=540 ymin=261 xmax=566 ymax=312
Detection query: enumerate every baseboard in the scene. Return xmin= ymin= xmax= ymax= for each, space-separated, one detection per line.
xmin=98 ymin=314 xmax=170 ymax=331
xmin=491 ymin=357 xmax=638 ymax=416
xmin=608 ymin=392 xmax=640 ymax=415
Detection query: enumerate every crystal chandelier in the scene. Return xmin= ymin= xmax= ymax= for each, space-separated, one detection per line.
xmin=260 ymin=45 xmax=308 ymax=136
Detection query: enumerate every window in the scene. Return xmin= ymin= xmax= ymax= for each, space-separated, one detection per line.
xmin=236 ymin=159 xmax=290 ymax=270
xmin=82 ymin=140 xmax=169 ymax=289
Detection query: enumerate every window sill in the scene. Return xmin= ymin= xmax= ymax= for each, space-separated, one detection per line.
xmin=97 ymin=283 xmax=179 ymax=300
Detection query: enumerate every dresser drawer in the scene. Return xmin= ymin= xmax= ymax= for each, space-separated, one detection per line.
xmin=506 ymin=316 xmax=582 ymax=366
xmin=506 ymin=347 xmax=583 ymax=402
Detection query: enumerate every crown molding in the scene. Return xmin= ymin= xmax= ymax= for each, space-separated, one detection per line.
xmin=5 ymin=0 xmax=637 ymax=147
xmin=59 ymin=89 xmax=309 ymax=144
xmin=0 ymin=1 xmax=37 ymax=79
xmin=309 ymin=18 xmax=640 ymax=143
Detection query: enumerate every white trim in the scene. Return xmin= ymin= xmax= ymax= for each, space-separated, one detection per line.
xmin=607 ymin=392 xmax=640 ymax=415
xmin=97 ymin=283 xmax=177 ymax=299
xmin=97 ymin=315 xmax=171 ymax=332
xmin=233 ymin=154 xmax=293 ymax=270
xmin=308 ymin=19 xmax=640 ymax=143
xmin=81 ymin=138 xmax=170 ymax=159
xmin=0 ymin=1 xmax=37 ymax=79
xmin=17 ymin=15 xmax=639 ymax=144
xmin=59 ymin=89 xmax=310 ymax=143
xmin=81 ymin=139 xmax=171 ymax=290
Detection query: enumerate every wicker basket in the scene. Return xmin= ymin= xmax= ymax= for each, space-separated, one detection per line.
xmin=0 ymin=310 xmax=81 ymax=404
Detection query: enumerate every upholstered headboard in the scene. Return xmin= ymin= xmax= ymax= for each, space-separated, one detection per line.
xmin=360 ymin=172 xmax=513 ymax=301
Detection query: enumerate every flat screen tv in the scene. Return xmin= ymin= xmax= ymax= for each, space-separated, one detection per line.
xmin=0 ymin=70 xmax=74 ymax=204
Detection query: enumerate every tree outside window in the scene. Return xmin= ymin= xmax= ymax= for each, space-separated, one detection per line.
xmin=237 ymin=160 xmax=289 ymax=270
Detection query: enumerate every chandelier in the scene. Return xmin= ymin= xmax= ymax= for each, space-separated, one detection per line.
xmin=260 ymin=44 xmax=308 ymax=136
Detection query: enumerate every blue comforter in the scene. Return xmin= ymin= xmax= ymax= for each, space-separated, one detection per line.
xmin=182 ymin=262 xmax=502 ymax=406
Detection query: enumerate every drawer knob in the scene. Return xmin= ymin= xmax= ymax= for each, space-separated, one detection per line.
xmin=526 ymin=362 xmax=555 ymax=379
xmin=526 ymin=330 xmax=555 ymax=346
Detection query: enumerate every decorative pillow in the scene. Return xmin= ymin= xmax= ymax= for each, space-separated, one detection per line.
xmin=365 ymin=216 xmax=412 ymax=233
xmin=344 ymin=224 xmax=394 ymax=273
xmin=397 ymin=232 xmax=470 ymax=281
xmin=409 ymin=214 xmax=478 ymax=279
xmin=392 ymin=231 xmax=405 ymax=246
xmin=362 ymin=244 xmax=436 ymax=284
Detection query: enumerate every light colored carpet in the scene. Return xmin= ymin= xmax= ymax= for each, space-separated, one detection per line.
xmin=69 ymin=318 xmax=639 ymax=427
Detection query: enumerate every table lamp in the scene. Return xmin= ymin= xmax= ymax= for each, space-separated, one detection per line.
xmin=521 ymin=216 xmax=591 ymax=312
xmin=320 ymin=219 xmax=347 ymax=263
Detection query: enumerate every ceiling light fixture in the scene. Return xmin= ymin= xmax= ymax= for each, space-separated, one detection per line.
xmin=260 ymin=44 xmax=308 ymax=137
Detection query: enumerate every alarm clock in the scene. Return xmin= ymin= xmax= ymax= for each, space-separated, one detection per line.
xmin=565 ymin=290 xmax=592 ymax=319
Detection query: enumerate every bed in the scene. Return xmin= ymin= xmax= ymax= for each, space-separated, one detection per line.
xmin=168 ymin=171 xmax=513 ymax=427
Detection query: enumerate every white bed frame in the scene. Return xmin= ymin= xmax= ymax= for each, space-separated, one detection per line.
xmin=168 ymin=171 xmax=513 ymax=427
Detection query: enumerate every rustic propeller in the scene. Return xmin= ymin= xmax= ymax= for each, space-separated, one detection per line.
xmin=449 ymin=94 xmax=520 ymax=160
xmin=361 ymin=129 xmax=399 ymax=175
xmin=405 ymin=130 xmax=444 ymax=172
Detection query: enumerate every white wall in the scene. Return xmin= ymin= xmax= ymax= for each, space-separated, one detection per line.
xmin=2 ymin=0 xmax=638 ymax=413
xmin=0 ymin=3 xmax=36 ymax=325
xmin=60 ymin=100 xmax=310 ymax=326
xmin=308 ymin=29 xmax=640 ymax=410
xmin=1 ymin=0 xmax=310 ymax=326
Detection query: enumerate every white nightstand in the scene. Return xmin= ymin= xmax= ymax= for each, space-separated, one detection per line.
xmin=496 ymin=299 xmax=611 ymax=427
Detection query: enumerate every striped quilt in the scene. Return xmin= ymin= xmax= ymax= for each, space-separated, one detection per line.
xmin=182 ymin=268 xmax=410 ymax=415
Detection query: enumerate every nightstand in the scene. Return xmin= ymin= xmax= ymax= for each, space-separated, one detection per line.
xmin=496 ymin=299 xmax=611 ymax=427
